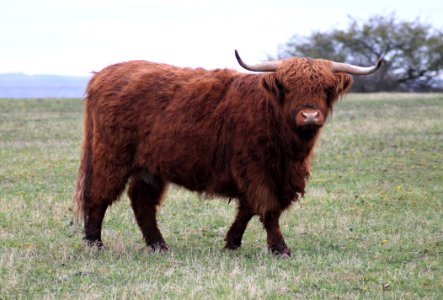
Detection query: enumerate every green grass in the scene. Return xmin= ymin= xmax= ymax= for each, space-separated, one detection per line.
xmin=1 ymin=94 xmax=442 ymax=298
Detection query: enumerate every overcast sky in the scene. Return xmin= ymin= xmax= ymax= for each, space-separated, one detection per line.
xmin=1 ymin=0 xmax=442 ymax=76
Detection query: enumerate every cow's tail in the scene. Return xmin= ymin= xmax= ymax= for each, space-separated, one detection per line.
xmin=73 ymin=96 xmax=93 ymax=223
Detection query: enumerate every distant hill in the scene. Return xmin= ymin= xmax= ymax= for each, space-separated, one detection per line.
xmin=0 ymin=73 xmax=89 ymax=98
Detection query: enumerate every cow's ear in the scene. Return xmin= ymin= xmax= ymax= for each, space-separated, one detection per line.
xmin=262 ymin=75 xmax=286 ymax=103
xmin=328 ymin=74 xmax=353 ymax=103
xmin=336 ymin=73 xmax=353 ymax=95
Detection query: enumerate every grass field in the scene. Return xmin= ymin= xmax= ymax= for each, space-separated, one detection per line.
xmin=0 ymin=94 xmax=442 ymax=298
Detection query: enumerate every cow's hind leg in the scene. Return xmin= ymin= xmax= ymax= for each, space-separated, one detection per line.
xmin=84 ymin=202 xmax=107 ymax=248
xmin=84 ymin=167 xmax=130 ymax=248
xmin=260 ymin=210 xmax=291 ymax=257
xmin=128 ymin=172 xmax=168 ymax=252
xmin=225 ymin=200 xmax=254 ymax=250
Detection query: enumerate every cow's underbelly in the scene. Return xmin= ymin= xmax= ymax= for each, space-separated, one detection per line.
xmin=162 ymin=162 xmax=239 ymax=198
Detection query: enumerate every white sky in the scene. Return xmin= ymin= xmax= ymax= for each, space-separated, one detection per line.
xmin=1 ymin=0 xmax=442 ymax=76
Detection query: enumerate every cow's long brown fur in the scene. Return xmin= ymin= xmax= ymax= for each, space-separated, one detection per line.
xmin=74 ymin=57 xmax=352 ymax=255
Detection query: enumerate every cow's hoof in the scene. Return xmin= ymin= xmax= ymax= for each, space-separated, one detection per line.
xmin=224 ymin=235 xmax=242 ymax=250
xmin=224 ymin=239 xmax=242 ymax=251
xmin=270 ymin=246 xmax=291 ymax=258
xmin=149 ymin=241 xmax=169 ymax=252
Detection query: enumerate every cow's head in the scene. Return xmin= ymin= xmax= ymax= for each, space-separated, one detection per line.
xmin=235 ymin=50 xmax=382 ymax=139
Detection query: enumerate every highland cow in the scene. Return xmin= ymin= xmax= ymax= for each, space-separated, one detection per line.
xmin=74 ymin=50 xmax=382 ymax=256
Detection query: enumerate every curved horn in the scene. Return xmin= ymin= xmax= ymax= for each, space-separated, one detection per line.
xmin=331 ymin=57 xmax=383 ymax=75
xmin=235 ymin=50 xmax=282 ymax=72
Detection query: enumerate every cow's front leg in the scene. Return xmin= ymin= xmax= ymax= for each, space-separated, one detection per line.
xmin=260 ymin=210 xmax=291 ymax=257
xmin=225 ymin=200 xmax=254 ymax=250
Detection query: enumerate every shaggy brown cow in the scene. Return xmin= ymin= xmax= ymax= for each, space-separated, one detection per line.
xmin=74 ymin=50 xmax=382 ymax=256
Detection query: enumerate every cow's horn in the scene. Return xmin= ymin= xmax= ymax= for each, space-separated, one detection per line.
xmin=331 ymin=57 xmax=383 ymax=75
xmin=235 ymin=50 xmax=282 ymax=72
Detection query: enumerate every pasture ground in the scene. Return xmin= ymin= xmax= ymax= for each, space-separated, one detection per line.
xmin=0 ymin=94 xmax=442 ymax=298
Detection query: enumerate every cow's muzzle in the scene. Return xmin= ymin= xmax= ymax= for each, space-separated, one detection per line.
xmin=296 ymin=108 xmax=324 ymax=129
xmin=301 ymin=111 xmax=319 ymax=125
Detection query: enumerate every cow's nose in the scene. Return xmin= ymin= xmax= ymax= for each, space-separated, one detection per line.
xmin=301 ymin=111 xmax=319 ymax=124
